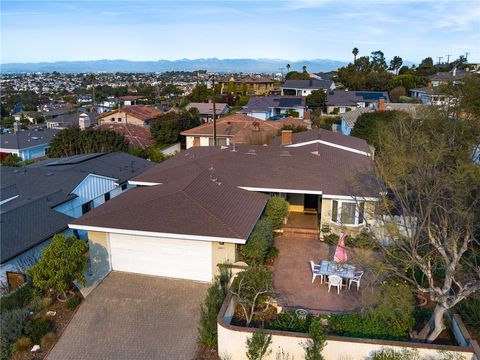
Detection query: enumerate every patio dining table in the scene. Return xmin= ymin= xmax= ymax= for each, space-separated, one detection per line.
xmin=318 ymin=260 xmax=356 ymax=280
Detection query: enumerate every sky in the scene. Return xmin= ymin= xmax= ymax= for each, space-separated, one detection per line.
xmin=1 ymin=0 xmax=479 ymax=64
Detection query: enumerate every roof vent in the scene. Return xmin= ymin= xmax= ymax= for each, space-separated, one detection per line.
xmin=280 ymin=150 xmax=291 ymax=157
xmin=246 ymin=149 xmax=256 ymax=155
xmin=231 ymin=144 xmax=237 ymax=152
xmin=209 ymin=164 xmax=214 ymax=171
xmin=46 ymin=172 xmax=54 ymax=176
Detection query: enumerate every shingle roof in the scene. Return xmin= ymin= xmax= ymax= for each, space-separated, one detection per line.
xmin=240 ymin=96 xmax=306 ymax=113
xmin=70 ymin=171 xmax=268 ymax=240
xmin=282 ymin=79 xmax=333 ymax=90
xmin=132 ymin=143 xmax=376 ymax=197
xmin=46 ymin=112 xmax=97 ymax=127
xmin=0 ymin=152 xmax=154 ymax=263
xmin=186 ymin=102 xmax=229 ymax=115
xmin=97 ymin=105 xmax=163 ymax=122
xmin=0 ymin=129 xmax=60 ymax=150
xmin=326 ymin=91 xmax=389 ymax=106
xmin=96 ymin=123 xmax=155 ymax=149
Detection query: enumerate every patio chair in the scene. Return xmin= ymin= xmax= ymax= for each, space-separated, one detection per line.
xmin=328 ymin=275 xmax=343 ymax=294
xmin=309 ymin=261 xmax=323 ymax=284
xmin=348 ymin=271 xmax=364 ymax=291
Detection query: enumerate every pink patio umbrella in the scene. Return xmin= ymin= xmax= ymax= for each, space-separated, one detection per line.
xmin=334 ymin=232 xmax=348 ymax=263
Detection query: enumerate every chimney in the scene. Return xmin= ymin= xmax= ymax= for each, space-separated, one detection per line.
xmin=378 ymin=98 xmax=385 ymax=112
xmin=78 ymin=113 xmax=91 ymax=130
xmin=13 ymin=120 xmax=21 ymax=133
xmin=281 ymin=130 xmax=292 ymax=145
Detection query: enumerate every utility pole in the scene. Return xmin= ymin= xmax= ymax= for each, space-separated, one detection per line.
xmin=445 ymin=54 xmax=452 ymax=64
xmin=208 ymin=73 xmax=217 ymax=146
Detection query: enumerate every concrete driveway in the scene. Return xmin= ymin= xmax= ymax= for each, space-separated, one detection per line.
xmin=48 ymin=272 xmax=209 ymax=360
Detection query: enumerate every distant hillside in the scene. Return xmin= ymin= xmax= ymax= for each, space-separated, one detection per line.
xmin=0 ymin=58 xmax=349 ymax=74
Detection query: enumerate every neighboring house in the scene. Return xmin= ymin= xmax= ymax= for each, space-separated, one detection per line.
xmin=239 ymin=96 xmax=307 ymax=120
xmin=340 ymin=101 xmax=426 ymax=135
xmin=281 ymin=79 xmax=335 ymax=96
xmin=119 ymin=96 xmax=138 ymax=106
xmin=181 ymin=113 xmax=307 ymax=148
xmin=69 ymin=130 xmax=376 ymax=283
xmin=219 ymin=76 xmax=274 ymax=96
xmin=97 ymin=105 xmax=163 ymax=126
xmin=185 ymin=101 xmax=230 ymax=122
xmin=0 ymin=152 xmax=154 ymax=287
xmin=13 ymin=111 xmax=42 ymax=124
xmin=428 ymin=70 xmax=466 ymax=87
xmin=326 ymin=91 xmax=389 ymax=114
xmin=0 ymin=129 xmax=59 ymax=160
xmin=410 ymin=87 xmax=456 ymax=107
xmin=96 ymin=123 xmax=155 ymax=149
xmin=46 ymin=112 xmax=97 ymax=130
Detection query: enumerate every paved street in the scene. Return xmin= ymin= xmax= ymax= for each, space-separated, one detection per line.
xmin=48 ymin=272 xmax=209 ymax=360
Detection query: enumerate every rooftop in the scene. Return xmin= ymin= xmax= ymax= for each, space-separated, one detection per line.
xmin=240 ymin=96 xmax=306 ymax=113
xmin=96 ymin=123 xmax=155 ymax=149
xmin=326 ymin=91 xmax=389 ymax=106
xmin=97 ymin=105 xmax=163 ymax=122
xmin=0 ymin=129 xmax=60 ymax=150
xmin=185 ymin=102 xmax=229 ymax=115
xmin=282 ymin=79 xmax=334 ymax=90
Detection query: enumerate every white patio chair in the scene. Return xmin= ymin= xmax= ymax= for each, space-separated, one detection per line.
xmin=328 ymin=275 xmax=343 ymax=294
xmin=309 ymin=261 xmax=323 ymax=284
xmin=348 ymin=271 xmax=364 ymax=291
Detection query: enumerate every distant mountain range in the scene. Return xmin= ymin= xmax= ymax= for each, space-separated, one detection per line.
xmin=0 ymin=58 xmax=349 ymax=74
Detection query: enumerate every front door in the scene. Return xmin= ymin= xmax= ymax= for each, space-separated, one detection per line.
xmin=304 ymin=194 xmax=318 ymax=212
xmin=193 ymin=137 xmax=200 ymax=147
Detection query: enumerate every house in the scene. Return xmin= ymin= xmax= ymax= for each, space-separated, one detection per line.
xmin=95 ymin=123 xmax=155 ymax=149
xmin=219 ymin=76 xmax=274 ymax=96
xmin=46 ymin=112 xmax=98 ymax=130
xmin=185 ymin=101 xmax=230 ymax=122
xmin=118 ymin=95 xmax=139 ymax=106
xmin=96 ymin=105 xmax=163 ymax=126
xmin=428 ymin=70 xmax=466 ymax=87
xmin=325 ymin=91 xmax=389 ymax=114
xmin=239 ymin=96 xmax=307 ymax=120
xmin=0 ymin=128 xmax=59 ymax=160
xmin=69 ymin=130 xmax=376 ymax=283
xmin=13 ymin=111 xmax=42 ymax=124
xmin=281 ymin=79 xmax=335 ymax=96
xmin=0 ymin=152 xmax=154 ymax=287
xmin=181 ymin=113 xmax=307 ymax=148
xmin=340 ymin=101 xmax=426 ymax=135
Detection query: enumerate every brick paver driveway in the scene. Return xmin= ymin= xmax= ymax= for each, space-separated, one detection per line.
xmin=48 ymin=272 xmax=209 ymax=360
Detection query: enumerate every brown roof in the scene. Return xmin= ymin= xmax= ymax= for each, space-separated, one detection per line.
xmin=97 ymin=105 xmax=163 ymax=122
xmin=180 ymin=114 xmax=307 ymax=144
xmin=132 ymin=143 xmax=376 ymax=197
xmin=119 ymin=95 xmax=140 ymax=101
xmin=270 ymin=128 xmax=371 ymax=154
xmin=96 ymin=123 xmax=155 ymax=149
xmin=185 ymin=102 xmax=229 ymax=115
xmin=70 ymin=171 xmax=267 ymax=240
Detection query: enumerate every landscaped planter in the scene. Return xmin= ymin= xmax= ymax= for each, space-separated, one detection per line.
xmin=217 ymin=293 xmax=478 ymax=360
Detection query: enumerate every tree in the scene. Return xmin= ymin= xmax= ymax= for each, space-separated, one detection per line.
xmin=188 ymin=84 xmax=211 ymax=103
xmin=306 ymin=90 xmax=327 ymax=110
xmin=416 ymin=57 xmax=436 ymax=76
xmin=366 ymin=112 xmax=480 ymax=343
xmin=286 ymin=64 xmax=291 ymax=73
xmin=302 ymin=65 xmax=308 ymax=73
xmin=285 ymin=71 xmax=310 ymax=81
xmin=150 ymin=109 xmax=201 ymax=144
xmin=388 ymin=74 xmax=428 ymax=93
xmin=365 ymin=71 xmax=392 ymax=91
xmin=48 ymin=127 xmax=129 ymax=157
xmin=27 ymin=234 xmax=88 ymax=299
xmin=370 ymin=50 xmax=387 ymax=72
xmin=303 ymin=318 xmax=326 ymax=360
xmin=246 ymin=330 xmax=272 ymax=360
xmin=239 ymin=218 xmax=274 ymax=265
xmin=231 ymin=265 xmax=273 ymax=327
xmin=389 ymin=86 xmax=406 ymax=103
xmin=0 ymin=154 xmax=22 ymax=167
xmin=389 ymin=56 xmax=403 ymax=75
xmin=352 ymin=47 xmax=359 ymax=63
xmin=264 ymin=196 xmax=289 ymax=230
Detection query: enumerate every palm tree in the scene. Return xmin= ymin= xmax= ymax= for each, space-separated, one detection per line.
xmin=352 ymin=48 xmax=359 ymax=63
xmin=302 ymin=65 xmax=307 ymax=73
xmin=286 ymin=64 xmax=291 ymax=73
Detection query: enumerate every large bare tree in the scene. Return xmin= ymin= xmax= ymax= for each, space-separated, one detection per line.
xmin=366 ymin=110 xmax=480 ymax=343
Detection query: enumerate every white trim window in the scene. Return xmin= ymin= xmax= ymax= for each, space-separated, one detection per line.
xmin=331 ymin=200 xmax=365 ymax=226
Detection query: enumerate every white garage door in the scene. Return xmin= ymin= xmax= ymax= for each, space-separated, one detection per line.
xmin=109 ymin=234 xmax=212 ymax=282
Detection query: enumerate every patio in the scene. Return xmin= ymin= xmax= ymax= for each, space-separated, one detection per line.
xmin=272 ymin=233 xmax=379 ymax=313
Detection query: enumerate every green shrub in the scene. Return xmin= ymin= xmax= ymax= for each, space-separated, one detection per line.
xmin=40 ymin=332 xmax=57 ymax=349
xmin=246 ymin=330 xmax=272 ymax=360
xmin=322 ymin=231 xmax=376 ymax=249
xmin=197 ymin=270 xmax=232 ymax=349
xmin=304 ymin=317 xmax=326 ymax=360
xmin=264 ymin=197 xmax=289 ymax=230
xmin=0 ymin=284 xmax=34 ymax=312
xmin=265 ymin=246 xmax=279 ymax=263
xmin=42 ymin=296 xmax=53 ymax=310
xmin=267 ymin=311 xmax=312 ymax=333
xmin=0 ymin=308 xmax=32 ymax=342
xmin=29 ymin=318 xmax=53 ymax=344
xmin=0 ymin=341 xmax=12 ymax=360
xmin=12 ymin=336 xmax=31 ymax=352
xmin=66 ymin=295 xmax=81 ymax=310
xmin=454 ymin=296 xmax=480 ymax=330
xmin=29 ymin=295 xmax=43 ymax=312
xmin=240 ymin=218 xmax=274 ymax=265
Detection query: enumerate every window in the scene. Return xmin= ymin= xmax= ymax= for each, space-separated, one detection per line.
xmin=117 ymin=118 xmax=122 ymax=122
xmin=110 ymin=117 xmax=115 ymax=122
xmin=104 ymin=192 xmax=111 ymax=202
xmin=121 ymin=183 xmax=128 ymax=191
xmin=208 ymin=137 xmax=227 ymax=146
xmin=331 ymin=200 xmax=365 ymax=226
xmin=81 ymin=200 xmax=93 ymax=215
